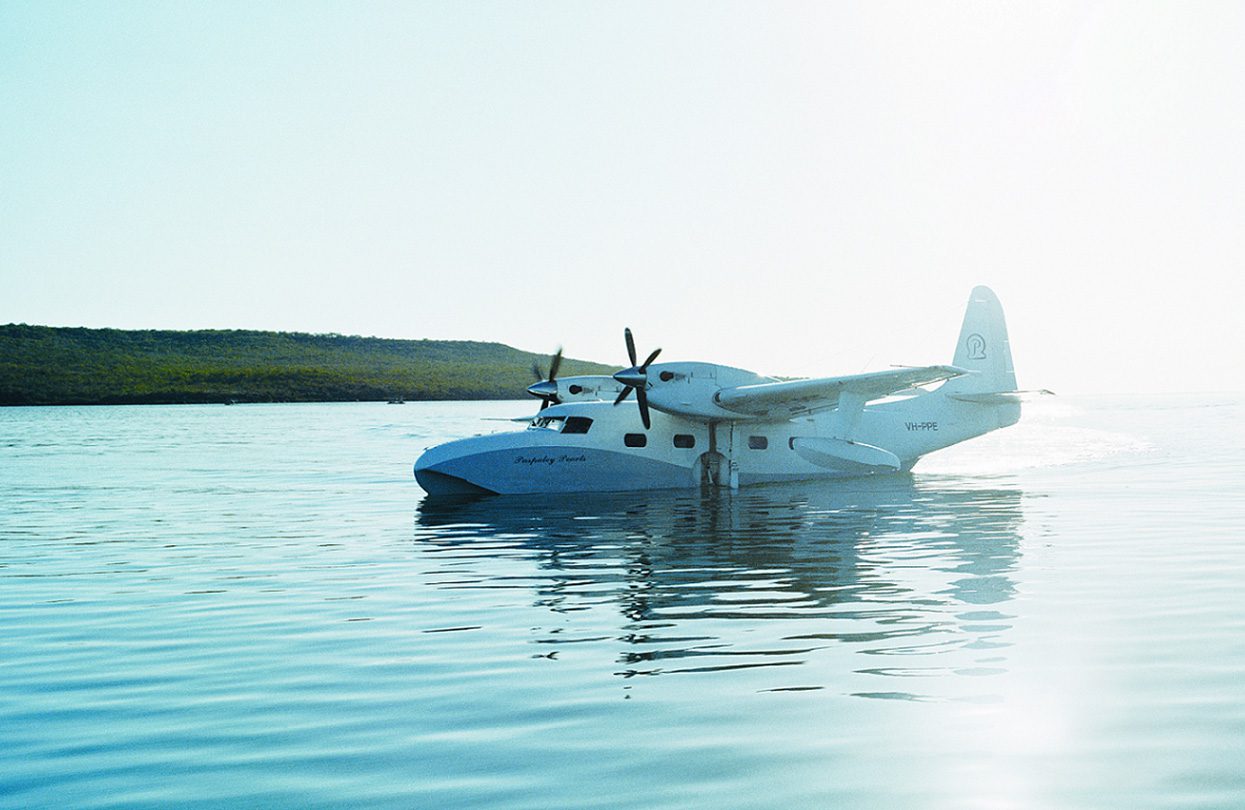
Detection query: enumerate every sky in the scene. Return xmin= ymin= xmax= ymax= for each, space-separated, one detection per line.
xmin=2 ymin=2 xmax=1243 ymax=394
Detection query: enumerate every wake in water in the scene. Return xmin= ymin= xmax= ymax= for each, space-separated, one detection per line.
xmin=918 ymin=398 xmax=1152 ymax=476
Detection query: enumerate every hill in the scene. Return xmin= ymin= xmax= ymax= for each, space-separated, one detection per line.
xmin=0 ymin=324 xmax=616 ymax=405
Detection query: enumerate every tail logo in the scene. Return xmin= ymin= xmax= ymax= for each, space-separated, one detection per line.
xmin=966 ymin=333 xmax=987 ymax=360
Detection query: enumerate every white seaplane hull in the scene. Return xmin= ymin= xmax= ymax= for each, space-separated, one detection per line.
xmin=415 ymin=395 xmax=1020 ymax=496
xmin=415 ymin=286 xmax=1027 ymax=497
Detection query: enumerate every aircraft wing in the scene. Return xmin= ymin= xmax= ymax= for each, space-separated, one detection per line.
xmin=714 ymin=365 xmax=966 ymax=418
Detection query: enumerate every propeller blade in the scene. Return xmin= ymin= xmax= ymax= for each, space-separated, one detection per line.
xmin=539 ymin=399 xmax=549 ymax=411
xmin=624 ymin=327 xmax=637 ymax=367
xmin=531 ymin=362 xmax=544 ymax=382
xmin=636 ymin=386 xmax=651 ymax=429
xmin=548 ymin=348 xmax=563 ymax=381
xmin=613 ymin=386 xmax=632 ymax=406
xmin=641 ymin=348 xmax=661 ymax=370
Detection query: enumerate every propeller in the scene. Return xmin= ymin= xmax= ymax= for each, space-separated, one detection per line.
xmin=612 ymin=327 xmax=661 ymax=429
xmin=526 ymin=347 xmax=563 ymax=410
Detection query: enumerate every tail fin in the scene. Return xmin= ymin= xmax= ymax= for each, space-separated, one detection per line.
xmin=940 ymin=286 xmax=1017 ymax=395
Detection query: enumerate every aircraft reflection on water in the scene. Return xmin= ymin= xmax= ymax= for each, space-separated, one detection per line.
xmin=415 ymin=476 xmax=1026 ymax=693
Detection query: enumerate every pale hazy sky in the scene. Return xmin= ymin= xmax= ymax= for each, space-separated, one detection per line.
xmin=3 ymin=2 xmax=1242 ymax=393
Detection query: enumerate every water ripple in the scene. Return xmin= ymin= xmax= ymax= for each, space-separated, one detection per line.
xmin=1 ymin=398 xmax=1243 ymax=808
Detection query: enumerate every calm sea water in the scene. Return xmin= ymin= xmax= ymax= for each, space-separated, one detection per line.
xmin=2 ymin=396 xmax=1243 ymax=809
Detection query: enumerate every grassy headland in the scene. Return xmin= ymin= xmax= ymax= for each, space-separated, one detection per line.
xmin=0 ymin=324 xmax=615 ymax=405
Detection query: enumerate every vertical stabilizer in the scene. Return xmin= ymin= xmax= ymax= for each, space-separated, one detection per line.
xmin=940 ymin=286 xmax=1017 ymax=395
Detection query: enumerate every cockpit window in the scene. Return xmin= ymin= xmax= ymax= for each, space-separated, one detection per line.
xmin=527 ymin=415 xmax=593 ymax=433
xmin=562 ymin=416 xmax=593 ymax=434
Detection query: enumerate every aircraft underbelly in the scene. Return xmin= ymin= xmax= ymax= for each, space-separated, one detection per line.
xmin=419 ymin=453 xmax=871 ymax=495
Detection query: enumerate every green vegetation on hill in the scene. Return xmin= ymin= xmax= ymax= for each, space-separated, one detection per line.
xmin=0 ymin=324 xmax=616 ymax=405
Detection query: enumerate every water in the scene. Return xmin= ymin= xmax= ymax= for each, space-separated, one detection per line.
xmin=2 ymin=396 xmax=1243 ymax=808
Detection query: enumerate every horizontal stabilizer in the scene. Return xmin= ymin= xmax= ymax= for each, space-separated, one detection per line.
xmin=791 ymin=437 xmax=901 ymax=474
xmin=946 ymin=389 xmax=1054 ymax=405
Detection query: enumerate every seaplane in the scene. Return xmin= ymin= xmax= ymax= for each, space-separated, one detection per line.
xmin=414 ymin=286 xmax=1029 ymax=496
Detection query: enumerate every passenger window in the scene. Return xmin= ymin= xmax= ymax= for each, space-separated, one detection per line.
xmin=563 ymin=416 xmax=593 ymax=434
xmin=748 ymin=436 xmax=768 ymax=450
xmin=673 ymin=434 xmax=695 ymax=449
xmin=624 ymin=433 xmax=647 ymax=448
